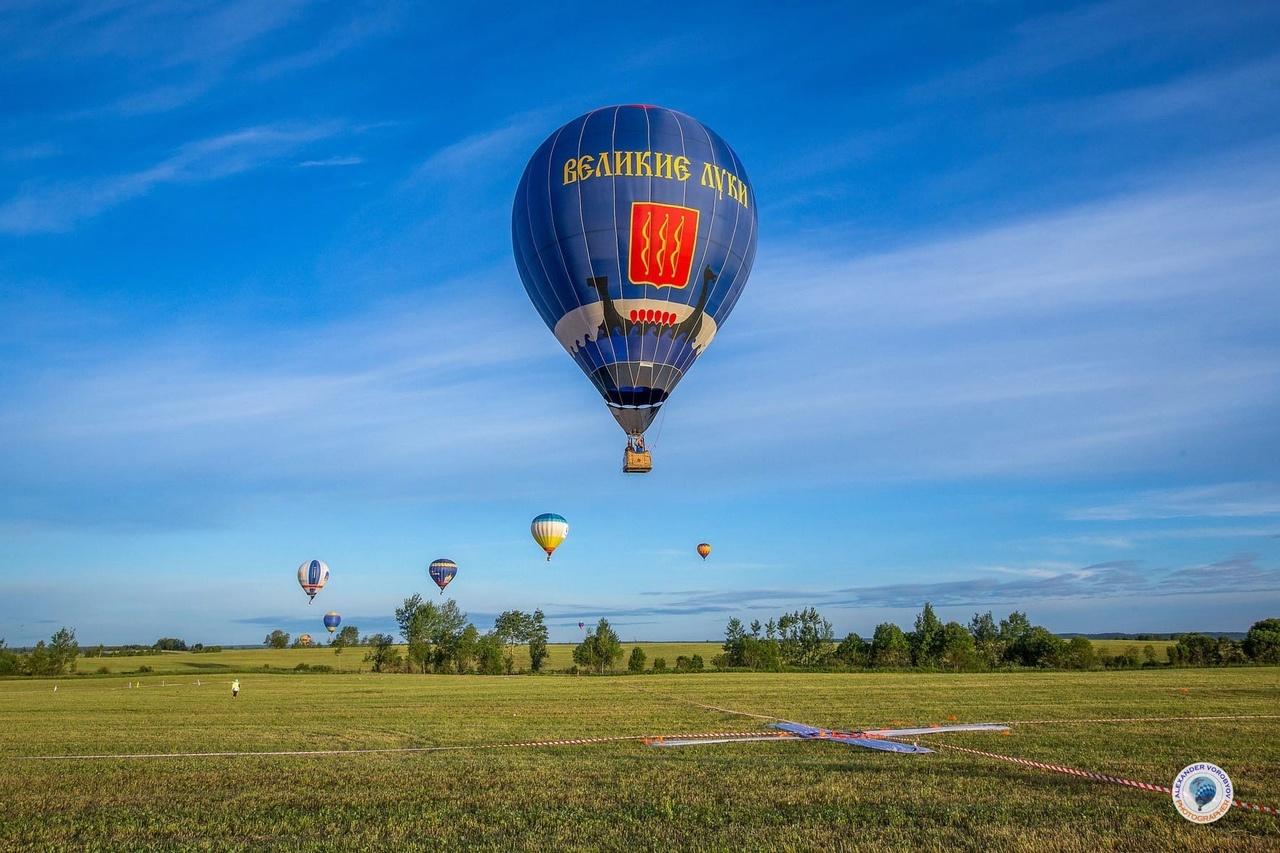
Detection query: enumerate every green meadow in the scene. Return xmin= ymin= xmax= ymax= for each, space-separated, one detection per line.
xmin=74 ymin=643 xmax=723 ymax=675
xmin=1 ymin=667 xmax=1276 ymax=850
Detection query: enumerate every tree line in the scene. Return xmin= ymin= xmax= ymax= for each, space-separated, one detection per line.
xmin=715 ymin=607 xmax=1280 ymax=672
xmin=0 ymin=628 xmax=79 ymax=676
xmin=355 ymin=595 xmax=550 ymax=674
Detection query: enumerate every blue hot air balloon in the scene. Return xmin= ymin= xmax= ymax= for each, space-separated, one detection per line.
xmin=323 ymin=611 xmax=342 ymax=634
xmin=512 ymin=106 xmax=758 ymax=471
xmin=429 ymin=558 xmax=458 ymax=595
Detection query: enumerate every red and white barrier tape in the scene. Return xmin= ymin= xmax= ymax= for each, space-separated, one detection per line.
xmin=918 ymin=740 xmax=1279 ymax=817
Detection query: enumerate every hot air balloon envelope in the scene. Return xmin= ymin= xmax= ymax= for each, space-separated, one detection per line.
xmin=323 ymin=611 xmax=342 ymax=633
xmin=512 ymin=106 xmax=758 ymax=463
xmin=697 ymin=543 xmax=712 ymax=560
xmin=297 ymin=559 xmax=330 ymax=603
xmin=429 ymin=558 xmax=458 ymax=594
xmin=531 ymin=513 xmax=569 ymax=561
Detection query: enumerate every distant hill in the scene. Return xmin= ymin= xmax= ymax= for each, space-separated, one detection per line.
xmin=1058 ymin=632 xmax=1246 ymax=641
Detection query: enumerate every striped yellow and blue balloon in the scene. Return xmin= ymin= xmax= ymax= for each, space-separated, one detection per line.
xmin=531 ymin=513 xmax=569 ymax=561
xmin=323 ymin=611 xmax=341 ymax=633
xmin=512 ymin=106 xmax=757 ymax=447
xmin=429 ymin=558 xmax=458 ymax=594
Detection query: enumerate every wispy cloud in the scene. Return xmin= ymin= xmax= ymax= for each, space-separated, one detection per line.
xmin=670 ymin=157 xmax=1280 ymax=481
xmin=618 ymin=554 xmax=1280 ymax=615
xmin=0 ymin=122 xmax=341 ymax=233
xmin=408 ymin=114 xmax=549 ymax=184
xmin=1066 ymin=483 xmax=1280 ymax=521
xmin=297 ymin=155 xmax=364 ymax=168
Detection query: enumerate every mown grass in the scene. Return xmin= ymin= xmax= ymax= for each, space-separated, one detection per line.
xmin=70 ymin=638 xmax=1177 ymax=676
xmin=71 ymin=642 xmax=723 ymax=675
xmin=0 ymin=668 xmax=1277 ymax=850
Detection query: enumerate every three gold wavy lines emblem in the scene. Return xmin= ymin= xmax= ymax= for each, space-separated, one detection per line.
xmin=628 ymin=202 xmax=700 ymax=287
xmin=640 ymin=209 xmax=652 ymax=275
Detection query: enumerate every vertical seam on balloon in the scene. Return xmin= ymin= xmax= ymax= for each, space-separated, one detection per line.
xmin=611 ymin=105 xmax=639 ymax=413
xmin=525 ymin=132 xmax=572 ymax=331
xmin=693 ymin=137 xmax=752 ymax=372
xmin=534 ymin=123 xmax=610 ymax=402
xmin=520 ymin=140 xmax=598 ymax=399
xmin=573 ymin=108 xmax=624 ymax=418
xmin=678 ymin=131 xmax=754 ymax=378
xmin=650 ymin=108 xmax=689 ymax=390
xmin=521 ymin=146 xmax=609 ymax=402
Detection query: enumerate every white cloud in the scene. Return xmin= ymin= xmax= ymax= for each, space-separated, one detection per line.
xmin=1066 ymin=484 xmax=1280 ymax=521
xmin=0 ymin=122 xmax=342 ymax=233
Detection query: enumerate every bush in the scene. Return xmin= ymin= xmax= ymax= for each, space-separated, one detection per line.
xmin=136 ymin=665 xmax=153 ymax=673
xmin=293 ymin=663 xmax=334 ymax=673
xmin=651 ymin=657 xmax=667 ymax=673
xmin=628 ymin=646 xmax=647 ymax=673
xmin=96 ymin=666 xmax=110 ymax=675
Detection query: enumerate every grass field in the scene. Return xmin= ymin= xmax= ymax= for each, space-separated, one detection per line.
xmin=1 ymin=667 xmax=1277 ymax=850
xmin=73 ymin=643 xmax=723 ymax=675
xmin=72 ymin=639 xmax=1178 ymax=677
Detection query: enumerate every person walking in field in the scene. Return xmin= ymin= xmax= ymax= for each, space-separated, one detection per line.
xmin=231 ymin=679 xmax=240 ymax=699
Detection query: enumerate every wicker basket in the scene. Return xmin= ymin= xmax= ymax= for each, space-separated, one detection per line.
xmin=623 ymin=449 xmax=653 ymax=473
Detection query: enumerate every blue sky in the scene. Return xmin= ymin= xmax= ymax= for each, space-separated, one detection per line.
xmin=2 ymin=1 xmax=1279 ymax=645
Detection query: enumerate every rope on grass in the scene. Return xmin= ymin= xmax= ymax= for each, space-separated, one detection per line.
xmin=916 ymin=740 xmax=1280 ymax=817
xmin=22 ymin=731 xmax=765 ymax=761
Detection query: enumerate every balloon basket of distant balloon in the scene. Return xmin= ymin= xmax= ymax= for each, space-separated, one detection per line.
xmin=623 ymin=448 xmax=653 ymax=473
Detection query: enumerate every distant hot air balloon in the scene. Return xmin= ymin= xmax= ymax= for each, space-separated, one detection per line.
xmin=429 ymin=558 xmax=458 ymax=595
xmin=531 ymin=513 xmax=569 ymax=561
xmin=298 ymin=633 xmax=314 ymax=648
xmin=323 ymin=611 xmax=342 ymax=634
xmin=578 ymin=621 xmax=585 ymax=631
xmin=297 ymin=559 xmax=330 ymax=604
xmin=697 ymin=543 xmax=712 ymax=560
xmin=512 ymin=106 xmax=758 ymax=473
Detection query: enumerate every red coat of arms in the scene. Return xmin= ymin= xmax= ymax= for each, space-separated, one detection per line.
xmin=628 ymin=202 xmax=700 ymax=288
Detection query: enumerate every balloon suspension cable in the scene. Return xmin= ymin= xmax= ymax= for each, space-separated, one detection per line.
xmin=650 ymin=405 xmax=668 ymax=452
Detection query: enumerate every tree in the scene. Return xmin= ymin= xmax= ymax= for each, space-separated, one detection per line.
xmin=689 ymin=654 xmax=704 ymax=671
xmin=910 ymin=603 xmax=944 ymax=668
xmin=573 ymin=618 xmax=623 ymax=674
xmin=776 ymin=608 xmax=834 ymax=666
xmin=1007 ymin=626 xmax=1064 ymax=667
xmin=740 ymin=637 xmax=782 ymax=671
xmin=527 ymin=610 xmax=549 ymax=672
xmin=0 ymin=640 xmax=17 ymax=676
xmin=721 ymin=617 xmax=747 ymax=666
xmin=998 ymin=611 xmax=1033 ymax=661
xmin=396 ymin=595 xmax=469 ymax=672
xmin=1216 ymin=637 xmax=1247 ymax=665
xmin=1173 ymin=633 xmax=1217 ymax=666
xmin=628 ymin=646 xmax=647 ymax=673
xmin=493 ymin=610 xmax=533 ymax=673
xmin=651 ymin=657 xmax=667 ymax=673
xmin=454 ymin=625 xmax=481 ymax=673
xmin=833 ymin=633 xmax=869 ymax=668
xmin=264 ymin=630 xmax=290 ymax=649
xmin=363 ymin=634 xmax=400 ymax=673
xmin=153 ymin=638 xmax=187 ymax=652
xmin=870 ymin=623 xmax=910 ymax=668
xmin=475 ymin=632 xmax=505 ymax=675
xmin=1243 ymin=618 xmax=1280 ymax=663
xmin=49 ymin=627 xmax=79 ymax=674
xmin=938 ymin=621 xmax=977 ymax=671
xmin=332 ymin=625 xmax=359 ymax=654
xmin=969 ymin=611 xmax=1003 ymax=668
xmin=1057 ymin=636 xmax=1097 ymax=670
